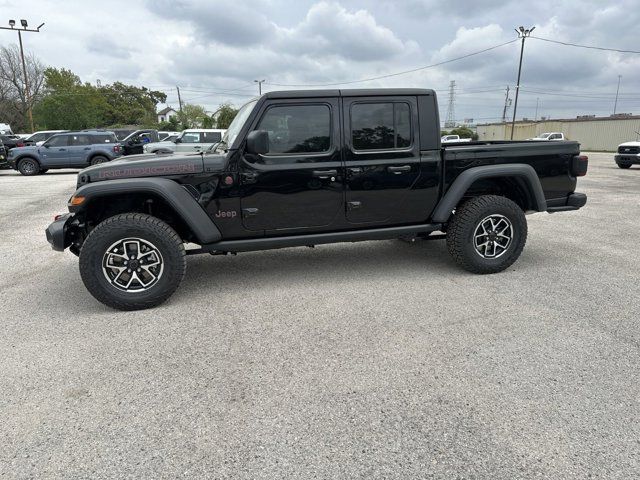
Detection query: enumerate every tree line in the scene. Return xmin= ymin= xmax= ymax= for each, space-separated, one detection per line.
xmin=0 ymin=44 xmax=238 ymax=133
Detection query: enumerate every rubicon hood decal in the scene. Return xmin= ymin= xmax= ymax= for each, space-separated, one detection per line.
xmin=98 ymin=162 xmax=198 ymax=179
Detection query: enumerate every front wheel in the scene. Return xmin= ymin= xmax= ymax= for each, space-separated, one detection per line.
xmin=79 ymin=213 xmax=186 ymax=310
xmin=446 ymin=195 xmax=527 ymax=274
xmin=17 ymin=158 xmax=40 ymax=176
xmin=617 ymin=163 xmax=632 ymax=169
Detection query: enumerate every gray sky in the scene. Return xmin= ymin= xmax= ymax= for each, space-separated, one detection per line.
xmin=2 ymin=0 xmax=639 ymax=124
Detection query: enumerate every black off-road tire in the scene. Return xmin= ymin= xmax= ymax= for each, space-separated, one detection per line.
xmin=17 ymin=157 xmax=40 ymax=176
xmin=446 ymin=195 xmax=527 ymax=274
xmin=617 ymin=163 xmax=632 ymax=169
xmin=90 ymin=155 xmax=108 ymax=166
xmin=79 ymin=213 xmax=186 ymax=310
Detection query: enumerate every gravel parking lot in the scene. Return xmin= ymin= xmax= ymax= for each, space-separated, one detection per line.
xmin=1 ymin=152 xmax=638 ymax=479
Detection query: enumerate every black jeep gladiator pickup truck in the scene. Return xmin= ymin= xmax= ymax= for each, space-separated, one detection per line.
xmin=46 ymin=89 xmax=588 ymax=310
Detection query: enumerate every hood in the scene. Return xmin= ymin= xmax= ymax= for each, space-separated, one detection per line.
xmin=77 ymin=152 xmax=227 ymax=186
xmin=618 ymin=141 xmax=640 ymax=148
xmin=8 ymin=145 xmax=39 ymax=153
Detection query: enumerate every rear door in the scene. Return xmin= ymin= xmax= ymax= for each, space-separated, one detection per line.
xmin=342 ymin=96 xmax=422 ymax=225
xmin=239 ymin=98 xmax=344 ymax=232
xmin=67 ymin=134 xmax=93 ymax=166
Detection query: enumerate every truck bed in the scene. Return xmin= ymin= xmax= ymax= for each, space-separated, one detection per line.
xmin=441 ymin=140 xmax=581 ymax=203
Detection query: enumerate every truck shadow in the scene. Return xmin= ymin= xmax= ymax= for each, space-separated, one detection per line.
xmin=180 ymin=239 xmax=453 ymax=292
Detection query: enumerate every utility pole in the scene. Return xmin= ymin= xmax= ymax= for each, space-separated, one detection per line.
xmin=613 ymin=75 xmax=622 ymax=115
xmin=254 ymin=79 xmax=265 ymax=96
xmin=534 ymin=97 xmax=539 ymax=121
xmin=0 ymin=19 xmax=45 ymax=133
xmin=510 ymin=25 xmax=535 ymax=140
xmin=176 ymin=86 xmax=183 ymax=111
xmin=501 ymin=86 xmax=511 ymax=123
xmin=445 ymin=80 xmax=456 ymax=128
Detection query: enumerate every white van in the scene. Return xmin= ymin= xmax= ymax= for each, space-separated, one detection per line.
xmin=0 ymin=123 xmax=13 ymax=135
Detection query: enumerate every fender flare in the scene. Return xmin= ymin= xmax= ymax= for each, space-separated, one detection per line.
xmin=431 ymin=164 xmax=547 ymax=223
xmin=14 ymin=154 xmax=41 ymax=166
xmin=72 ymin=177 xmax=222 ymax=244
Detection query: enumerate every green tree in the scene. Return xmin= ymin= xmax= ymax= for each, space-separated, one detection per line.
xmin=34 ymin=68 xmax=109 ymax=130
xmin=99 ymin=82 xmax=166 ymax=126
xmin=177 ymin=103 xmax=208 ymax=129
xmin=214 ymin=104 xmax=239 ymax=129
xmin=450 ymin=126 xmax=478 ymax=141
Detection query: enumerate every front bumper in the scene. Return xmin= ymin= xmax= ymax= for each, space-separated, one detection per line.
xmin=547 ymin=192 xmax=587 ymax=213
xmin=615 ymin=154 xmax=640 ymax=165
xmin=45 ymin=213 xmax=75 ymax=251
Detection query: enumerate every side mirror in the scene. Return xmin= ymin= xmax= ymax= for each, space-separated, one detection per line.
xmin=174 ymin=138 xmax=181 ymax=144
xmin=43 ymin=144 xmax=50 ymax=148
xmin=246 ymin=130 xmax=269 ymax=155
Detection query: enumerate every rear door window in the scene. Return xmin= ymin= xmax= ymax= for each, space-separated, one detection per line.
xmin=69 ymin=134 xmax=92 ymax=146
xmin=202 ymin=131 xmax=222 ymax=143
xmin=350 ymin=102 xmax=412 ymax=150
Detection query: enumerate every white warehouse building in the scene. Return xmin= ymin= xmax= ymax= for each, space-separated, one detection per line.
xmin=476 ymin=115 xmax=640 ymax=151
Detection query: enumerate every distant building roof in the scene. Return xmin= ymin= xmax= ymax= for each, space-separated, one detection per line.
xmin=478 ymin=114 xmax=640 ymax=126
xmin=157 ymin=107 xmax=177 ymax=115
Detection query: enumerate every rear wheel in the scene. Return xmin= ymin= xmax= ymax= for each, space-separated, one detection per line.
xmin=17 ymin=158 xmax=40 ymax=176
xmin=79 ymin=213 xmax=186 ymax=310
xmin=90 ymin=155 xmax=108 ymax=166
xmin=617 ymin=163 xmax=632 ymax=169
xmin=446 ymin=195 xmax=527 ymax=274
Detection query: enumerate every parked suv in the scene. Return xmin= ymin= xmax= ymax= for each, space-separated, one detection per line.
xmin=8 ymin=131 xmax=121 ymax=175
xmin=120 ymin=129 xmax=160 ymax=155
xmin=143 ymin=129 xmax=225 ymax=154
xmin=0 ymin=139 xmax=7 ymax=168
xmin=23 ymin=130 xmax=68 ymax=146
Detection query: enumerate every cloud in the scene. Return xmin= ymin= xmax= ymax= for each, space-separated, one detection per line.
xmin=279 ymin=2 xmax=417 ymax=62
xmin=86 ymin=36 xmax=133 ymax=60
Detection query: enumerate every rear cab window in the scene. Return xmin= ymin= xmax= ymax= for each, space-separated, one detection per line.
xmin=350 ymin=102 xmax=412 ymax=151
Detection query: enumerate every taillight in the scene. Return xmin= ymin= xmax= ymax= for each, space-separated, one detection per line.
xmin=113 ymin=144 xmax=121 ymax=153
xmin=17 ymin=142 xmax=24 ymax=147
xmin=571 ymin=155 xmax=588 ymax=177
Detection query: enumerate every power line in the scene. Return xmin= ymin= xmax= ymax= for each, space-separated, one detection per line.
xmin=531 ymin=36 xmax=640 ymax=54
xmin=265 ymin=39 xmax=518 ymax=87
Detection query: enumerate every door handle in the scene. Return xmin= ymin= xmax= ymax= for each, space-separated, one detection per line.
xmin=312 ymin=169 xmax=337 ymax=179
xmin=242 ymin=208 xmax=259 ymax=217
xmin=388 ymin=165 xmax=411 ymax=173
xmin=84 ymin=147 xmax=91 ymax=150
xmin=59 ymin=148 xmax=66 ymax=151
xmin=348 ymin=167 xmax=363 ymax=174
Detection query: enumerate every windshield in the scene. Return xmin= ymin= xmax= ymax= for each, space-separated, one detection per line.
xmin=221 ymin=100 xmax=258 ymax=149
xmin=536 ymin=133 xmax=551 ymax=139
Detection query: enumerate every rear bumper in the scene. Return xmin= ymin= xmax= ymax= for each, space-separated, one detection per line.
xmin=615 ymin=154 xmax=640 ymax=165
xmin=45 ymin=213 xmax=74 ymax=251
xmin=547 ymin=192 xmax=587 ymax=213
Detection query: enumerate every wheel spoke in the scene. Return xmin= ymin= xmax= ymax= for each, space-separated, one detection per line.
xmin=102 ymin=237 xmax=164 ymax=292
xmin=473 ymin=214 xmax=513 ymax=260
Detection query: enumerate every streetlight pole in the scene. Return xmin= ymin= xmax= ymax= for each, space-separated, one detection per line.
xmin=510 ymin=25 xmax=535 ymax=140
xmin=613 ymin=75 xmax=622 ymax=115
xmin=254 ymin=79 xmax=265 ymax=96
xmin=0 ymin=20 xmax=44 ymax=133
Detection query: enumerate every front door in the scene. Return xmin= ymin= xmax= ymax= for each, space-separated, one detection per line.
xmin=239 ymin=99 xmax=344 ymax=232
xmin=39 ymin=134 xmax=70 ymax=168
xmin=342 ymin=97 xmax=423 ymax=225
